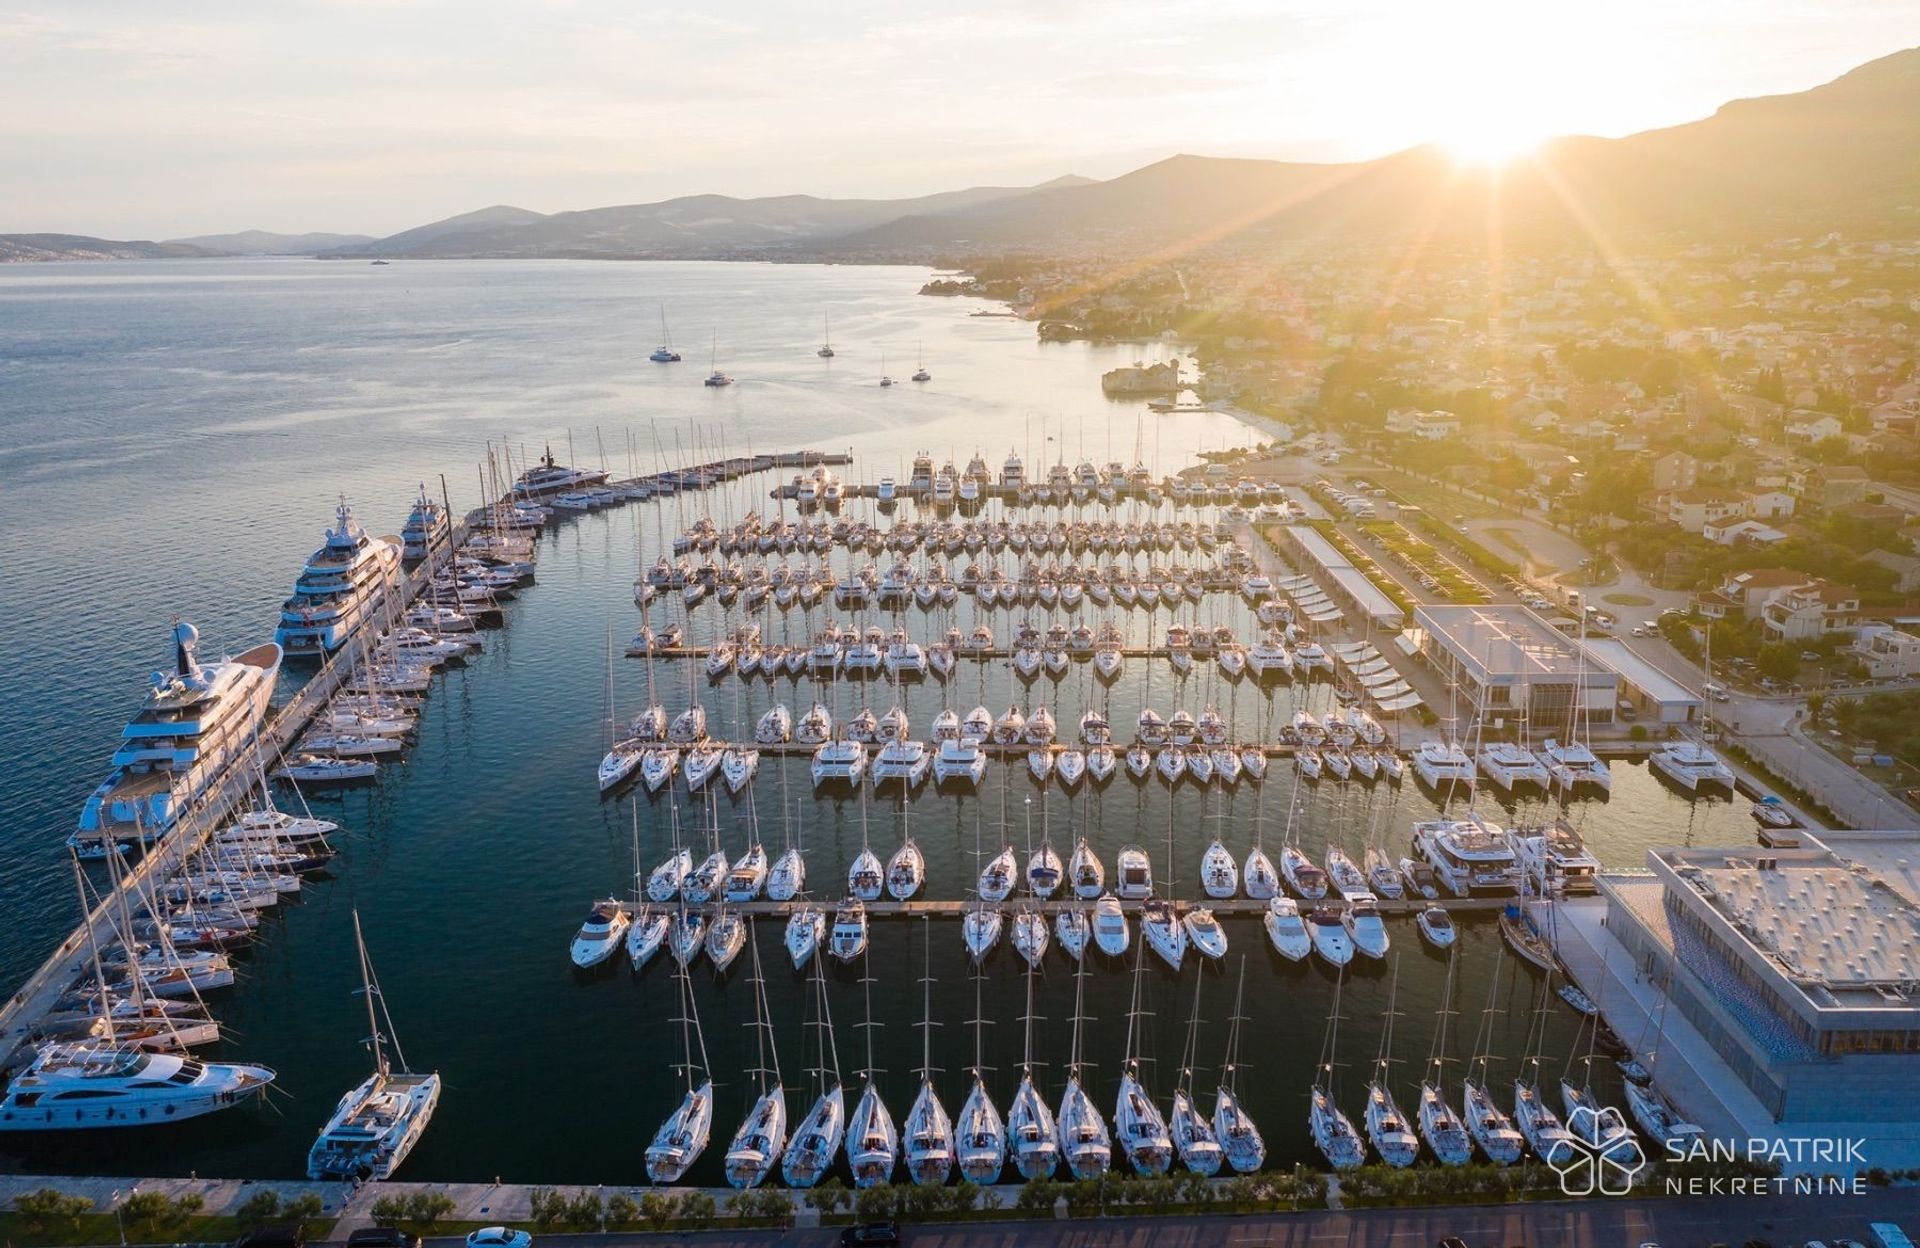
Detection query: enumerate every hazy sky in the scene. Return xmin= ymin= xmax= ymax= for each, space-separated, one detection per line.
xmin=5 ymin=1 xmax=1917 ymax=239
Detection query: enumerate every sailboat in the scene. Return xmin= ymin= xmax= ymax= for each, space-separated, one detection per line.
xmin=911 ymin=343 xmax=930 ymax=383
xmin=703 ymin=331 xmax=733 ymax=387
xmin=1514 ymin=970 xmax=1576 ymax=1163
xmin=1212 ymin=959 xmax=1266 ymax=1173
xmin=903 ymin=923 xmax=955 ymax=1186
xmin=1463 ymin=948 xmax=1525 ymax=1165
xmin=782 ymin=949 xmax=847 ymax=1188
xmin=307 ymin=912 xmax=441 ymax=1180
xmin=954 ymin=966 xmax=1006 ymax=1184
xmin=1309 ymin=967 xmax=1367 ymax=1170
xmin=644 ymin=951 xmax=715 ymax=1182
xmin=817 ymin=315 xmax=835 ymax=358
xmin=1056 ymin=950 xmax=1112 ymax=1180
xmin=723 ymin=926 xmax=787 ymax=1189
xmin=846 ymin=943 xmax=899 ymax=1187
xmin=1114 ymin=942 xmax=1173 ymax=1176
xmin=650 ymin=308 xmax=682 ymax=362
xmin=1417 ymin=952 xmax=1475 ymax=1167
xmin=1007 ymin=934 xmax=1059 ymax=1180
xmin=1169 ymin=971 xmax=1223 ymax=1175
xmin=1364 ymin=958 xmax=1419 ymax=1168
xmin=1621 ymin=976 xmax=1706 ymax=1152
xmin=598 ymin=621 xmax=644 ymax=793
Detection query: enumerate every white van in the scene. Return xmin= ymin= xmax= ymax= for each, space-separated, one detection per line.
xmin=1702 ymin=682 xmax=1731 ymax=702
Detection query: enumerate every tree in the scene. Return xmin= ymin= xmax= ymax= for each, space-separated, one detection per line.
xmin=284 ymin=1193 xmax=324 ymax=1233
xmin=405 ymin=1192 xmax=455 ymax=1228
xmin=639 ymin=1192 xmax=676 ymax=1231
xmin=120 ymin=1190 xmax=201 ymax=1233
xmin=604 ymin=1194 xmax=639 ymax=1230
xmin=1806 ymin=693 xmax=1827 ymax=725
xmin=1756 ymin=643 xmax=1799 ymax=683
xmin=237 ymin=1191 xmax=282 ymax=1231
xmin=804 ymin=1178 xmax=850 ymax=1215
xmin=677 ymin=1191 xmax=716 ymax=1226
xmin=12 ymin=1189 xmax=93 ymax=1235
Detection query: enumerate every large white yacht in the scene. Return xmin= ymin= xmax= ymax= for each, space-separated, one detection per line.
xmin=1413 ymin=812 xmax=1518 ymax=898
xmin=512 ymin=445 xmax=610 ymax=498
xmin=0 ymin=1045 xmax=275 ymax=1131
xmin=74 ymin=622 xmax=281 ymax=849
xmin=276 ymin=500 xmax=402 ymax=657
xmin=399 ymin=483 xmax=450 ymax=563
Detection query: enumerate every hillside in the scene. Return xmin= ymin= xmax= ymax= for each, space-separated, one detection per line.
xmin=830 ymin=47 xmax=1920 ymax=255
xmin=165 ymin=229 xmax=375 ymax=254
xmin=323 ymin=178 xmax=1098 ymax=259
xmin=0 ymin=234 xmax=221 ymax=263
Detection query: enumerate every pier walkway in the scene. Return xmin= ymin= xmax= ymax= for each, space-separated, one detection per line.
xmin=603 ymin=895 xmax=1515 ymax=919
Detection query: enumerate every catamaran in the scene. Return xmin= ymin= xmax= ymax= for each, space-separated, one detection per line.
xmin=306 ymin=911 xmax=439 ymax=1179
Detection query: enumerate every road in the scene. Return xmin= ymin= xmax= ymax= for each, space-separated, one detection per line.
xmin=423 ymin=1188 xmax=1920 ymax=1247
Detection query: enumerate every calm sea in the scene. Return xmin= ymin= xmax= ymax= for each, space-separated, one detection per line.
xmin=0 ymin=259 xmax=1753 ymax=1182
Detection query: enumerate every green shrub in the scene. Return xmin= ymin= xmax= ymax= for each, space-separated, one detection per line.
xmin=604 ymin=1193 xmax=638 ymax=1229
xmin=13 ymin=1189 xmax=94 ymax=1234
xmin=236 ymin=1191 xmax=282 ymax=1230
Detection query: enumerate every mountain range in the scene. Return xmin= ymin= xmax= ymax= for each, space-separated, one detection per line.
xmin=6 ymin=47 xmax=1916 ymax=264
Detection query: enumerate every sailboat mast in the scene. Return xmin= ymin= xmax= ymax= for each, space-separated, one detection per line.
xmin=353 ymin=910 xmax=388 ymax=1078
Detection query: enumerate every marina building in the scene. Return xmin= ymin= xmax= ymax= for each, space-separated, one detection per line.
xmin=1553 ymin=834 xmax=1920 ymax=1172
xmin=1577 ymin=637 xmax=1702 ymax=725
xmin=1411 ymin=604 xmax=1618 ymax=732
xmin=1272 ymin=524 xmax=1406 ymax=631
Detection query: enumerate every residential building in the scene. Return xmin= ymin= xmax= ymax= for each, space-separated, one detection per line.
xmin=1785 ymin=411 xmax=1844 ymax=444
xmin=1704 ymin=518 xmax=1788 ymax=546
xmin=1741 ymin=488 xmax=1796 ymax=520
xmin=1651 ymin=450 xmax=1699 ymax=492
xmin=1790 ymin=464 xmax=1871 ymax=508
xmin=1760 ymin=579 xmax=1861 ymax=642
xmin=1667 ymin=486 xmax=1747 ymax=534
xmin=1853 ymin=628 xmax=1920 ymax=679
xmin=1705 ymin=568 xmax=1819 ymax=622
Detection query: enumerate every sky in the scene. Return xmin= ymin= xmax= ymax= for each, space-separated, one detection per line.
xmin=4 ymin=0 xmax=1919 ymax=240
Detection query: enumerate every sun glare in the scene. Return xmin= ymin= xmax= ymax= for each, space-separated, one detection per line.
xmin=1440 ymin=122 xmax=1546 ymax=168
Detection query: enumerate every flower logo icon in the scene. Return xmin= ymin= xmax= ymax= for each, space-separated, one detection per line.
xmin=1547 ymin=1106 xmax=1646 ymax=1196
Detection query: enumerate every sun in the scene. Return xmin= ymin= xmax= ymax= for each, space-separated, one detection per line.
xmin=1440 ymin=120 xmax=1547 ymax=168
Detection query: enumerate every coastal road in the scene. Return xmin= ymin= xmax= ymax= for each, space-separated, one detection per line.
xmin=463 ymin=1188 xmax=1920 ymax=1247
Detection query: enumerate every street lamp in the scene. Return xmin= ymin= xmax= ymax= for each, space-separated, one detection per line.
xmin=111 ymin=1188 xmax=127 ymax=1246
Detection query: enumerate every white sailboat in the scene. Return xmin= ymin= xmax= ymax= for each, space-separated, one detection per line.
xmin=1212 ymin=959 xmax=1266 ymax=1173
xmin=644 ymin=953 xmax=715 ymax=1182
xmin=782 ymin=949 xmax=846 ymax=1188
xmin=1309 ymin=967 xmax=1367 ymax=1170
xmin=723 ymin=928 xmax=787 ymax=1189
xmin=1007 ymin=943 xmax=1059 ymax=1181
xmin=1462 ymin=948 xmax=1525 ymax=1164
xmin=1169 ymin=971 xmax=1223 ymax=1175
xmin=846 ymin=946 xmax=898 ymax=1188
xmin=307 ymin=912 xmax=441 ymax=1180
xmin=1114 ymin=942 xmax=1174 ymax=1176
xmin=1364 ymin=958 xmax=1419 ymax=1168
xmin=903 ymin=924 xmax=955 ymax=1186
xmin=1418 ymin=952 xmax=1475 ymax=1167
xmin=1056 ymin=951 xmax=1112 ymax=1180
xmin=955 ymin=967 xmax=1006 ymax=1184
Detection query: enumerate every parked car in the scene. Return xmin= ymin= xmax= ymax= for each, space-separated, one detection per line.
xmin=841 ymin=1223 xmax=902 ymax=1246
xmin=466 ymin=1231 xmax=533 ymax=1248
xmin=233 ymin=1230 xmax=305 ymax=1248
xmin=348 ymin=1232 xmax=421 ymax=1248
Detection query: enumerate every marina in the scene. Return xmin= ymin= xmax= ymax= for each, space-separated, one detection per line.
xmin=2 ymin=259 xmax=1768 ymax=1189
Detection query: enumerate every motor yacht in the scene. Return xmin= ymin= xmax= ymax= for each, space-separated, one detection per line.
xmin=276 ymin=501 xmax=402 ymax=658
xmin=1115 ymin=846 xmax=1152 ymax=899
xmin=2 ymin=1045 xmax=275 ymax=1132
xmin=569 ymin=900 xmax=631 ymax=968
xmin=1306 ymin=904 xmax=1353 ymax=966
xmin=76 ymin=622 xmax=281 ymax=848
xmin=1264 ymin=897 xmax=1311 ymax=961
